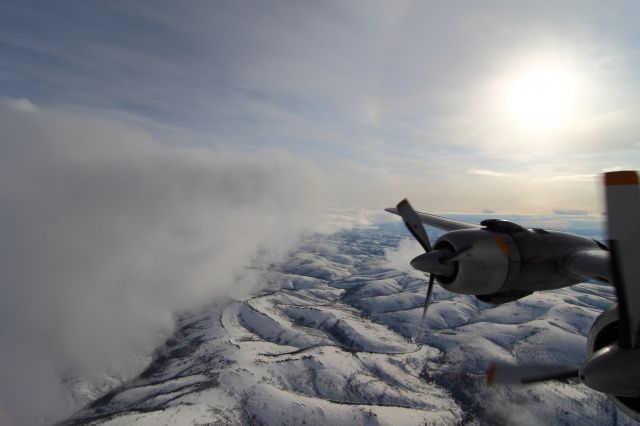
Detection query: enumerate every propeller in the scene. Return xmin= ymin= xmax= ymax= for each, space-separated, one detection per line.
xmin=422 ymin=274 xmax=435 ymax=322
xmin=396 ymin=199 xmax=437 ymax=323
xmin=486 ymin=171 xmax=640 ymax=396
xmin=395 ymin=199 xmax=470 ymax=325
xmin=604 ymin=170 xmax=640 ymax=349
xmin=486 ymin=363 xmax=579 ymax=385
xmin=397 ymin=199 xmax=432 ymax=252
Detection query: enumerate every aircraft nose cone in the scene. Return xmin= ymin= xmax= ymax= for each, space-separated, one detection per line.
xmin=410 ymin=251 xmax=455 ymax=276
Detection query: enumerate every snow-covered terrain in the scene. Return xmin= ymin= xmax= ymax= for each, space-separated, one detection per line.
xmin=62 ymin=223 xmax=635 ymax=425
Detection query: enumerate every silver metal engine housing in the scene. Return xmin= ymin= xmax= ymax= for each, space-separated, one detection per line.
xmin=432 ymin=225 xmax=602 ymax=299
xmin=432 ymin=229 xmax=508 ymax=295
xmin=586 ymin=306 xmax=640 ymax=421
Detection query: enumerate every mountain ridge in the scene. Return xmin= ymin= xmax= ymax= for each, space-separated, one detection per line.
xmin=62 ymin=226 xmax=632 ymax=425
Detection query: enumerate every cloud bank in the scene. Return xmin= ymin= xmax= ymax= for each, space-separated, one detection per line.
xmin=0 ymin=102 xmax=328 ymax=424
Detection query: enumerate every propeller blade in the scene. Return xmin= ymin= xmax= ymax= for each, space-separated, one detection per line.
xmin=414 ymin=274 xmax=436 ymax=340
xmin=421 ymin=274 xmax=436 ymax=321
xmin=396 ymin=199 xmax=432 ymax=252
xmin=486 ymin=363 xmax=579 ymax=385
xmin=604 ymin=171 xmax=640 ymax=348
xmin=439 ymin=245 xmax=473 ymax=263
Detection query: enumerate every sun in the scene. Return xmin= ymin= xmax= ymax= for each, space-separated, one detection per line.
xmin=506 ymin=66 xmax=578 ymax=132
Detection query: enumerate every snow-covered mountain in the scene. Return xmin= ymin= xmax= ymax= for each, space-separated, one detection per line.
xmin=62 ymin=224 xmax=635 ymax=425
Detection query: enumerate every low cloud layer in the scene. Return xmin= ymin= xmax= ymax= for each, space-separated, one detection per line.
xmin=0 ymin=102 xmax=328 ymax=424
xmin=553 ymin=209 xmax=589 ymax=216
xmin=383 ymin=239 xmax=425 ymax=279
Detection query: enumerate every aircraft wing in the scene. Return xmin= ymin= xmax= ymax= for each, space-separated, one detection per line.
xmin=385 ymin=207 xmax=480 ymax=231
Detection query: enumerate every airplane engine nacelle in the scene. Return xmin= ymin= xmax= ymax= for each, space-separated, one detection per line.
xmin=431 ymin=221 xmax=602 ymax=301
xmin=432 ymin=229 xmax=509 ymax=295
xmin=586 ymin=306 xmax=640 ymax=421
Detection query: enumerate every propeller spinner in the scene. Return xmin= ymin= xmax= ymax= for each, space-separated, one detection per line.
xmin=395 ymin=199 xmax=469 ymax=325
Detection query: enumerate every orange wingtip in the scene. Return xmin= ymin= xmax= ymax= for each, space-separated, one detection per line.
xmin=604 ymin=171 xmax=639 ymax=186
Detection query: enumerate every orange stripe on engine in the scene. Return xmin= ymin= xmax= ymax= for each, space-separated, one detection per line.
xmin=604 ymin=170 xmax=639 ymax=186
xmin=494 ymin=235 xmax=510 ymax=257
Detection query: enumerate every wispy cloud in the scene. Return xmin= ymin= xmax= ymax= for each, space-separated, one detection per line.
xmin=553 ymin=209 xmax=589 ymax=216
xmin=468 ymin=169 xmax=511 ymax=177
xmin=543 ymin=174 xmax=595 ymax=182
xmin=0 ymin=97 xmax=37 ymax=112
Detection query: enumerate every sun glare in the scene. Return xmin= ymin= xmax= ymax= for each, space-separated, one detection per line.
xmin=506 ymin=67 xmax=578 ymax=131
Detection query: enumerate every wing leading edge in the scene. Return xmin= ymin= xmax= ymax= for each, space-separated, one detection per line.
xmin=385 ymin=207 xmax=480 ymax=231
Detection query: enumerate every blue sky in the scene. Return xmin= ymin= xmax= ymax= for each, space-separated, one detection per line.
xmin=2 ymin=0 xmax=639 ymax=213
